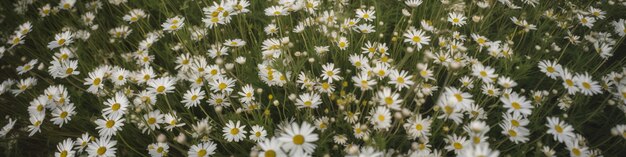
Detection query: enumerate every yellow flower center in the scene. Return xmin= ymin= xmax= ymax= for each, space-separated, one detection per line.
xmin=511 ymin=120 xmax=520 ymax=127
xmin=397 ymin=77 xmax=405 ymax=83
xmin=156 ymin=86 xmax=165 ymax=93
xmin=473 ymin=136 xmax=481 ymax=144
xmin=444 ymin=106 xmax=454 ymax=114
xmin=508 ymin=129 xmax=517 ymax=137
xmin=12 ymin=37 xmax=20 ymax=45
xmin=412 ymin=36 xmax=421 ymax=43
xmin=111 ymin=103 xmax=121 ymax=111
xmin=377 ymin=115 xmax=385 ymax=121
xmin=293 ymin=135 xmax=305 ymax=145
xmin=477 ymin=38 xmax=486 ymax=44
xmin=93 ymin=78 xmax=101 ymax=85
xmin=218 ymin=83 xmax=227 ymax=90
xmin=555 ymin=125 xmax=563 ymax=133
xmin=230 ymin=128 xmax=239 ymax=135
xmin=60 ymin=150 xmax=68 ymax=157
xmin=326 ymin=71 xmax=334 ymax=76
xmin=65 ymin=68 xmax=74 ymax=74
xmin=97 ymin=147 xmax=107 ymax=155
xmin=415 ymin=124 xmax=423 ymax=131
xmin=197 ymin=149 xmax=207 ymax=157
xmin=454 ymin=94 xmax=463 ymax=102
xmin=377 ymin=70 xmax=385 ymax=77
xmin=453 ymin=142 xmax=462 ymax=149
xmin=60 ymin=111 xmax=68 ymax=118
xmin=511 ymin=102 xmax=521 ymax=110
xmin=148 ymin=118 xmax=156 ymax=124
xmin=264 ymin=150 xmax=276 ymax=157
xmin=58 ymin=39 xmax=66 ymax=45
xmin=582 ymin=82 xmax=591 ymax=89
xmin=106 ymin=120 xmax=115 ymax=128
xmin=384 ymin=97 xmax=393 ymax=105
xmin=480 ymin=71 xmax=487 ymax=77
xmin=317 ymin=83 xmax=328 ymax=90
xmin=572 ymin=148 xmax=581 ymax=156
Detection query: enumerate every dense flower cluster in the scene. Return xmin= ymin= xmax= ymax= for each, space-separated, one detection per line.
xmin=1 ymin=0 xmax=626 ymax=156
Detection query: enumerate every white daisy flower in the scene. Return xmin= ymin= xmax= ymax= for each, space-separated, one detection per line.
xmin=86 ymin=136 xmax=117 ymax=157
xmin=147 ymin=142 xmax=169 ymax=157
xmin=448 ymin=12 xmax=467 ymax=27
xmin=50 ymin=103 xmax=76 ymax=127
xmin=369 ymin=106 xmax=392 ymax=130
xmin=403 ymin=29 xmax=430 ymax=50
xmin=48 ymin=31 xmax=73 ymax=49
xmin=377 ymin=87 xmax=402 ymax=110
xmin=296 ymin=92 xmax=322 ymax=109
xmin=102 ymin=92 xmax=129 ymax=117
xmin=95 ymin=114 xmax=125 ymax=137
xmin=55 ymin=138 xmax=76 ymax=157
xmin=389 ymin=70 xmax=414 ymax=91
xmin=248 ymin=125 xmax=267 ymax=142
xmin=16 ymin=59 xmax=38 ymax=75
xmin=546 ymin=117 xmax=575 ymax=143
xmin=222 ymin=120 xmax=247 ymax=142
xmin=147 ymin=77 xmax=176 ymax=95
xmin=500 ymin=92 xmax=533 ymax=116
xmin=28 ymin=113 xmax=45 ymax=136
xmin=573 ymin=73 xmax=602 ymax=96
xmin=210 ymin=76 xmax=236 ymax=93
xmin=143 ymin=110 xmax=165 ymax=132
xmin=258 ymin=137 xmax=287 ymax=157
xmin=164 ymin=113 xmax=185 ymax=131
xmin=321 ymin=63 xmax=341 ymax=83
xmin=188 ymin=141 xmax=217 ymax=157
xmin=238 ymin=84 xmax=255 ymax=104
xmin=162 ymin=16 xmax=185 ymax=32
xmin=404 ymin=115 xmax=431 ymax=139
xmin=182 ymin=88 xmax=206 ymax=108
xmin=356 ymin=9 xmax=376 ymax=21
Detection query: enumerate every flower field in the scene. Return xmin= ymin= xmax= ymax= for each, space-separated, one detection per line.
xmin=1 ymin=0 xmax=626 ymax=156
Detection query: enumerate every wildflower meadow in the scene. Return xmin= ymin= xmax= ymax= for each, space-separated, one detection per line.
xmin=2 ymin=0 xmax=626 ymax=156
